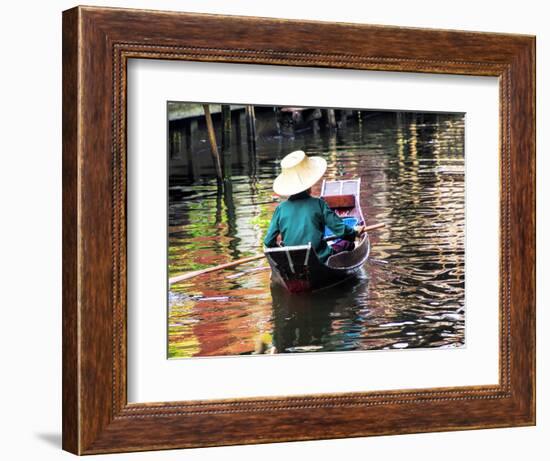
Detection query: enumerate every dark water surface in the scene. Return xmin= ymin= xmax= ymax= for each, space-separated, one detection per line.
xmin=168 ymin=111 xmax=465 ymax=358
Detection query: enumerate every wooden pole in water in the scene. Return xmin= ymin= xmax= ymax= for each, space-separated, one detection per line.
xmin=221 ymin=104 xmax=232 ymax=151
xmin=326 ymin=108 xmax=337 ymax=129
xmin=221 ymin=104 xmax=233 ymax=178
xmin=251 ymin=106 xmax=257 ymax=139
xmin=202 ymin=104 xmax=223 ymax=182
xmin=245 ymin=105 xmax=257 ymax=149
xmin=222 ymin=177 xmax=238 ymax=259
xmin=185 ymin=119 xmax=200 ymax=180
xmin=245 ymin=105 xmax=257 ymax=178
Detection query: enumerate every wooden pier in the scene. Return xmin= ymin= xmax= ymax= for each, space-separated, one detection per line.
xmin=168 ymin=104 xmax=384 ymax=183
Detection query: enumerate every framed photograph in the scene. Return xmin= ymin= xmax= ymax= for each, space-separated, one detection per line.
xmin=62 ymin=6 xmax=535 ymax=454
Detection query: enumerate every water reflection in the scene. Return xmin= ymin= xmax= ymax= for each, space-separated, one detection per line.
xmin=271 ymin=276 xmax=370 ymax=353
xmin=168 ymin=110 xmax=465 ymax=358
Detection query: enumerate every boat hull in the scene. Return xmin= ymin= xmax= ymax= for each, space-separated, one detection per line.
xmin=265 ymin=234 xmax=370 ymax=293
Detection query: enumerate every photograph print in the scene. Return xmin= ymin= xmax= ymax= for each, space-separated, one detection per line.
xmin=167 ymin=103 xmax=465 ymax=359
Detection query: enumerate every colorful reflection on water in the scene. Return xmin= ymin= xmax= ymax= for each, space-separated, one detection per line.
xmin=168 ymin=110 xmax=465 ymax=358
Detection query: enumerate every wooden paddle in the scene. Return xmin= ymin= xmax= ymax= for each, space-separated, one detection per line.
xmin=324 ymin=222 xmax=386 ymax=242
xmin=169 ymin=254 xmax=266 ymax=285
xmin=169 ymin=222 xmax=386 ymax=285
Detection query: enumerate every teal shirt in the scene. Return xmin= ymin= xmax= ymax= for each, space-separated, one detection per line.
xmin=263 ymin=192 xmax=356 ymax=263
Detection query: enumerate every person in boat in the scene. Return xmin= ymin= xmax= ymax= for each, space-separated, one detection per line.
xmin=263 ymin=150 xmax=366 ymax=263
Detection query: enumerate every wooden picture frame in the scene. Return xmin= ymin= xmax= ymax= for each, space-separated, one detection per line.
xmin=62 ymin=5 xmax=536 ymax=455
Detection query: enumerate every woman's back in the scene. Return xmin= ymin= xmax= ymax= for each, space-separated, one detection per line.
xmin=263 ymin=191 xmax=355 ymax=262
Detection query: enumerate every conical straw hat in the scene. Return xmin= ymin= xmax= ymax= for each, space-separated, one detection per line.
xmin=273 ymin=150 xmax=327 ymax=196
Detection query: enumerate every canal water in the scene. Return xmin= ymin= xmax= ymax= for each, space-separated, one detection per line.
xmin=168 ymin=110 xmax=465 ymax=358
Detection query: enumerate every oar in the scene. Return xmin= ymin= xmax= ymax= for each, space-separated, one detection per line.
xmin=169 ymin=254 xmax=265 ymax=285
xmin=324 ymin=222 xmax=386 ymax=242
xmin=169 ymin=222 xmax=386 ymax=285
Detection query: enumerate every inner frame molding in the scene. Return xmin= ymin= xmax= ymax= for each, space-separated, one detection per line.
xmin=62 ymin=5 xmax=535 ymax=455
xmin=122 ymin=55 xmax=505 ymax=405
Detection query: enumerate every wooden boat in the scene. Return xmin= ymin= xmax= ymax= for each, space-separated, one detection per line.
xmin=264 ymin=179 xmax=370 ymax=293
